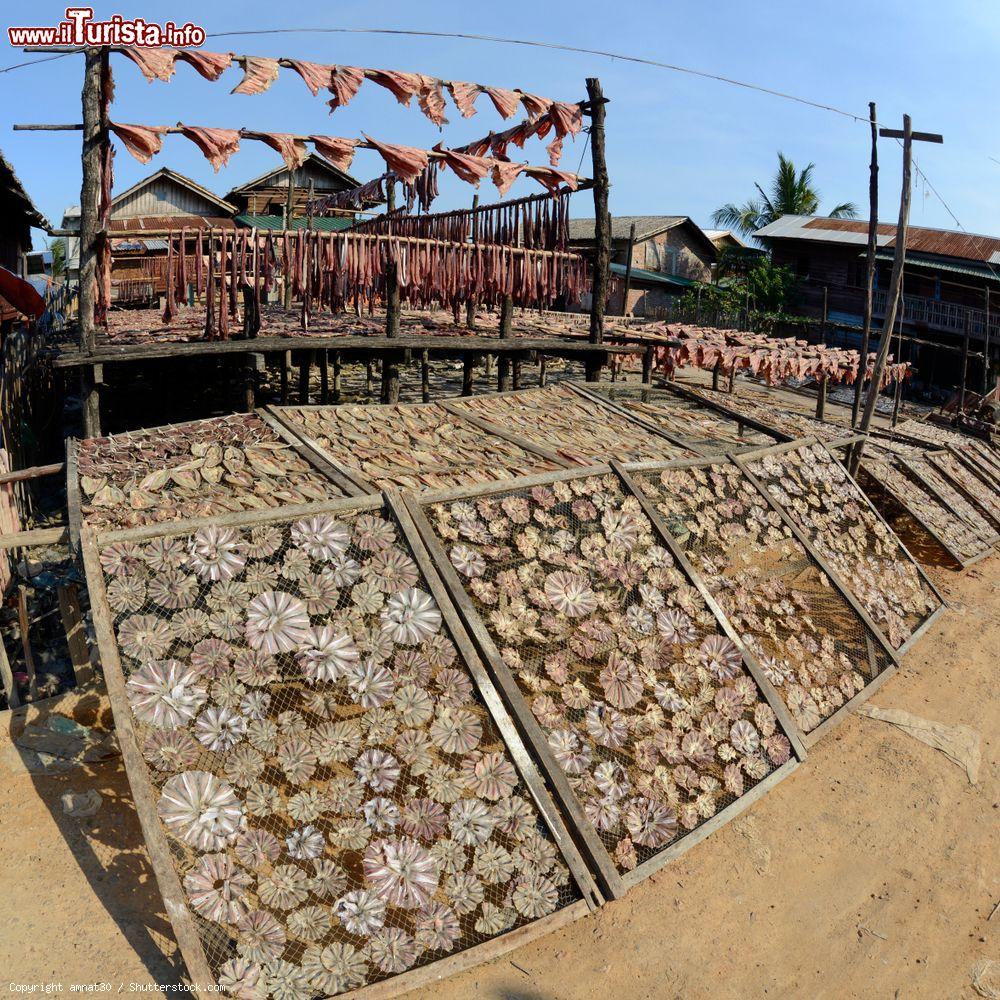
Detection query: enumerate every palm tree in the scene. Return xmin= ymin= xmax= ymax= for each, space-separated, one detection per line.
xmin=712 ymin=153 xmax=858 ymax=240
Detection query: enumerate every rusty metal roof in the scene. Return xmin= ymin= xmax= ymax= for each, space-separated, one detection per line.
xmin=757 ymin=214 xmax=1000 ymax=266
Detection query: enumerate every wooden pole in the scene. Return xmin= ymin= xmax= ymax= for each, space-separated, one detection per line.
xmin=712 ymin=360 xmax=721 ymax=391
xmin=17 ymin=586 xmax=38 ymax=701
xmin=852 ymin=102 xmax=879 ymax=429
xmin=498 ymin=295 xmax=513 ymax=391
xmin=585 ymin=77 xmax=609 ymax=382
xmin=78 ymin=47 xmax=105 ymax=437
xmin=621 ymin=221 xmax=636 ymax=316
xmin=332 ymin=351 xmax=342 ymax=403
xmin=538 ymin=355 xmax=548 ymax=387
xmin=853 ymin=114 xmax=916 ymax=473
xmin=462 ymin=353 xmax=475 ymax=396
xmin=298 ymin=350 xmax=312 ymax=404
xmin=421 ymin=349 xmax=430 ymax=402
xmin=983 ymin=288 xmax=991 ymax=395
xmin=960 ymin=311 xmax=970 ymax=412
xmin=815 ymin=373 xmax=827 ymax=419
xmin=642 ymin=345 xmax=654 ymax=385
xmin=319 ymin=349 xmax=329 ymax=403
xmin=283 ymin=169 xmax=295 ymax=309
xmin=382 ymin=180 xmax=401 ymax=403
xmin=891 ymin=377 xmax=903 ymax=426
xmin=466 ymin=193 xmax=479 ymax=330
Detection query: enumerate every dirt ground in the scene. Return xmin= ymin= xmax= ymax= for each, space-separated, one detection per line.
xmin=0 ymin=554 xmax=996 ymax=1000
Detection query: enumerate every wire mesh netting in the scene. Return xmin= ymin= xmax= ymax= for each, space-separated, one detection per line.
xmin=631 ymin=459 xmax=893 ymax=736
xmin=964 ymin=439 xmax=1000 ymax=483
xmin=424 ymin=471 xmax=795 ymax=877
xmin=89 ymin=499 xmax=584 ymax=996
xmin=742 ymin=443 xmax=941 ymax=650
xmin=77 ymin=414 xmax=347 ymax=532
xmin=583 ymin=385 xmax=778 ymax=453
xmin=892 ymin=419 xmax=972 ymax=449
xmin=684 ymin=386 xmax=850 ymax=443
xmin=273 ymin=403 xmax=565 ymax=493
xmin=861 ymin=451 xmax=991 ymax=565
xmin=931 ymin=453 xmax=1000 ymax=530
xmin=449 ymin=385 xmax=690 ymax=465
xmin=908 ymin=456 xmax=999 ymax=543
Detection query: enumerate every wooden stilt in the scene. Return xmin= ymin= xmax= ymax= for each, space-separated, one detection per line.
xmin=586 ymin=77 xmax=609 ymax=384
xmin=366 ymin=359 xmax=375 ymax=397
xmin=298 ymin=350 xmax=312 ymax=404
xmin=642 ymin=346 xmax=654 ymax=385
xmin=319 ymin=350 xmax=329 ymax=403
xmin=421 ymin=349 xmax=430 ymax=402
xmin=58 ymin=584 xmax=94 ymax=686
xmin=279 ymin=351 xmax=290 ymax=403
xmin=816 ymin=374 xmax=827 ymax=419
xmin=332 ymin=351 xmax=342 ymax=403
xmin=539 ymin=355 xmax=548 ymax=387
xmin=462 ymin=354 xmax=475 ymax=396
xmin=498 ymin=294 xmax=513 ymax=391
xmin=17 ymin=586 xmax=38 ymax=700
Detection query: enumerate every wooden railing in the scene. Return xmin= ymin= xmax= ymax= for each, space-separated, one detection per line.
xmin=872 ymin=288 xmax=999 ymax=340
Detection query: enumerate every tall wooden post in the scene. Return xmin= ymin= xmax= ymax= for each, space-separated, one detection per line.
xmin=959 ymin=311 xmax=971 ymax=412
xmin=851 ymin=102 xmax=880 ymax=429
xmin=382 ymin=180 xmax=401 ymax=403
xmin=621 ymin=222 xmax=636 ymax=316
xmin=78 ymin=47 xmax=106 ymax=438
xmin=983 ymin=288 xmax=991 ymax=395
xmin=852 ymin=115 xmax=942 ymax=473
xmin=585 ymin=77 xmax=610 ymax=382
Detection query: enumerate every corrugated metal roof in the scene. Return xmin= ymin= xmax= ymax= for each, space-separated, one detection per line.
xmin=756 ymin=213 xmax=1000 ymax=265
xmin=569 ymin=216 xmax=687 ymax=242
xmin=610 ymin=262 xmax=694 ymax=287
xmin=871 ymin=249 xmax=1000 ymax=282
xmin=111 ymin=238 xmax=168 ymax=252
xmin=235 ymin=214 xmax=355 ymax=232
xmin=109 ymin=216 xmax=236 ymax=231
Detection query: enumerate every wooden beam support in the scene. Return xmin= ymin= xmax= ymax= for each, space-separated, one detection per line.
xmin=57 ymin=584 xmax=94 ymax=687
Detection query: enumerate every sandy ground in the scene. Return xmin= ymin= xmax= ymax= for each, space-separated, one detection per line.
xmin=0 ymin=551 xmax=996 ymax=1000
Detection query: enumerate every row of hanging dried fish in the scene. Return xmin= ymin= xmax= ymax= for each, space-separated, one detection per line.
xmin=153 ymin=229 xmax=589 ymax=337
xmin=348 ymin=191 xmax=572 ymax=252
xmin=116 ymin=47 xmax=582 ymax=131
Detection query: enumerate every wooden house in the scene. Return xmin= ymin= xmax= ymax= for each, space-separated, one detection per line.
xmin=568 ymin=216 xmax=718 ymax=316
xmin=226 ymin=153 xmax=368 ymax=228
xmin=64 ymin=167 xmax=238 ymax=305
xmin=0 ymin=151 xmax=47 ymax=322
xmin=755 ymin=214 xmax=1000 ymax=389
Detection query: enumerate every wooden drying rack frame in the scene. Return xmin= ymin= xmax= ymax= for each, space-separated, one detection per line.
xmin=19 ymin=44 xmax=616 ymax=438
xmin=81 ymin=490 xmax=605 ymax=998
xmin=403 ymin=458 xmax=805 ymax=899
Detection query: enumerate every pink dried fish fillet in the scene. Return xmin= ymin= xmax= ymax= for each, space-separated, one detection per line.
xmin=516 ymin=90 xmax=553 ymax=119
xmin=328 ymin=65 xmax=365 ymax=111
xmin=179 ymin=126 xmax=241 ymax=171
xmin=447 ymin=81 xmax=481 ymax=118
xmin=434 ymin=145 xmax=491 ymax=186
xmin=242 ymin=130 xmax=308 ymax=171
xmin=309 ymin=135 xmax=360 ymax=172
xmin=483 ymin=86 xmax=521 ymax=119
xmin=231 ymin=55 xmax=280 ymax=95
xmin=175 ymin=50 xmax=233 ymax=81
xmin=363 ymin=134 xmax=429 ymax=184
xmin=546 ymin=135 xmax=564 ymax=167
xmin=368 ymin=69 xmax=423 ymax=105
xmin=548 ymin=101 xmax=584 ymax=137
xmin=416 ymin=74 xmax=448 ymax=126
xmin=110 ymin=122 xmax=168 ymax=164
xmin=490 ymin=160 xmax=526 ymax=197
xmin=119 ymin=47 xmax=177 ymax=83
xmin=525 ymin=166 xmax=579 ymax=194
xmin=285 ymin=59 xmax=332 ymax=96
xmin=456 ymin=134 xmax=493 ymax=158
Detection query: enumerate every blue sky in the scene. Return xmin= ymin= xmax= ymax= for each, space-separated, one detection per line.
xmin=3 ymin=1 xmax=999 ymax=246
